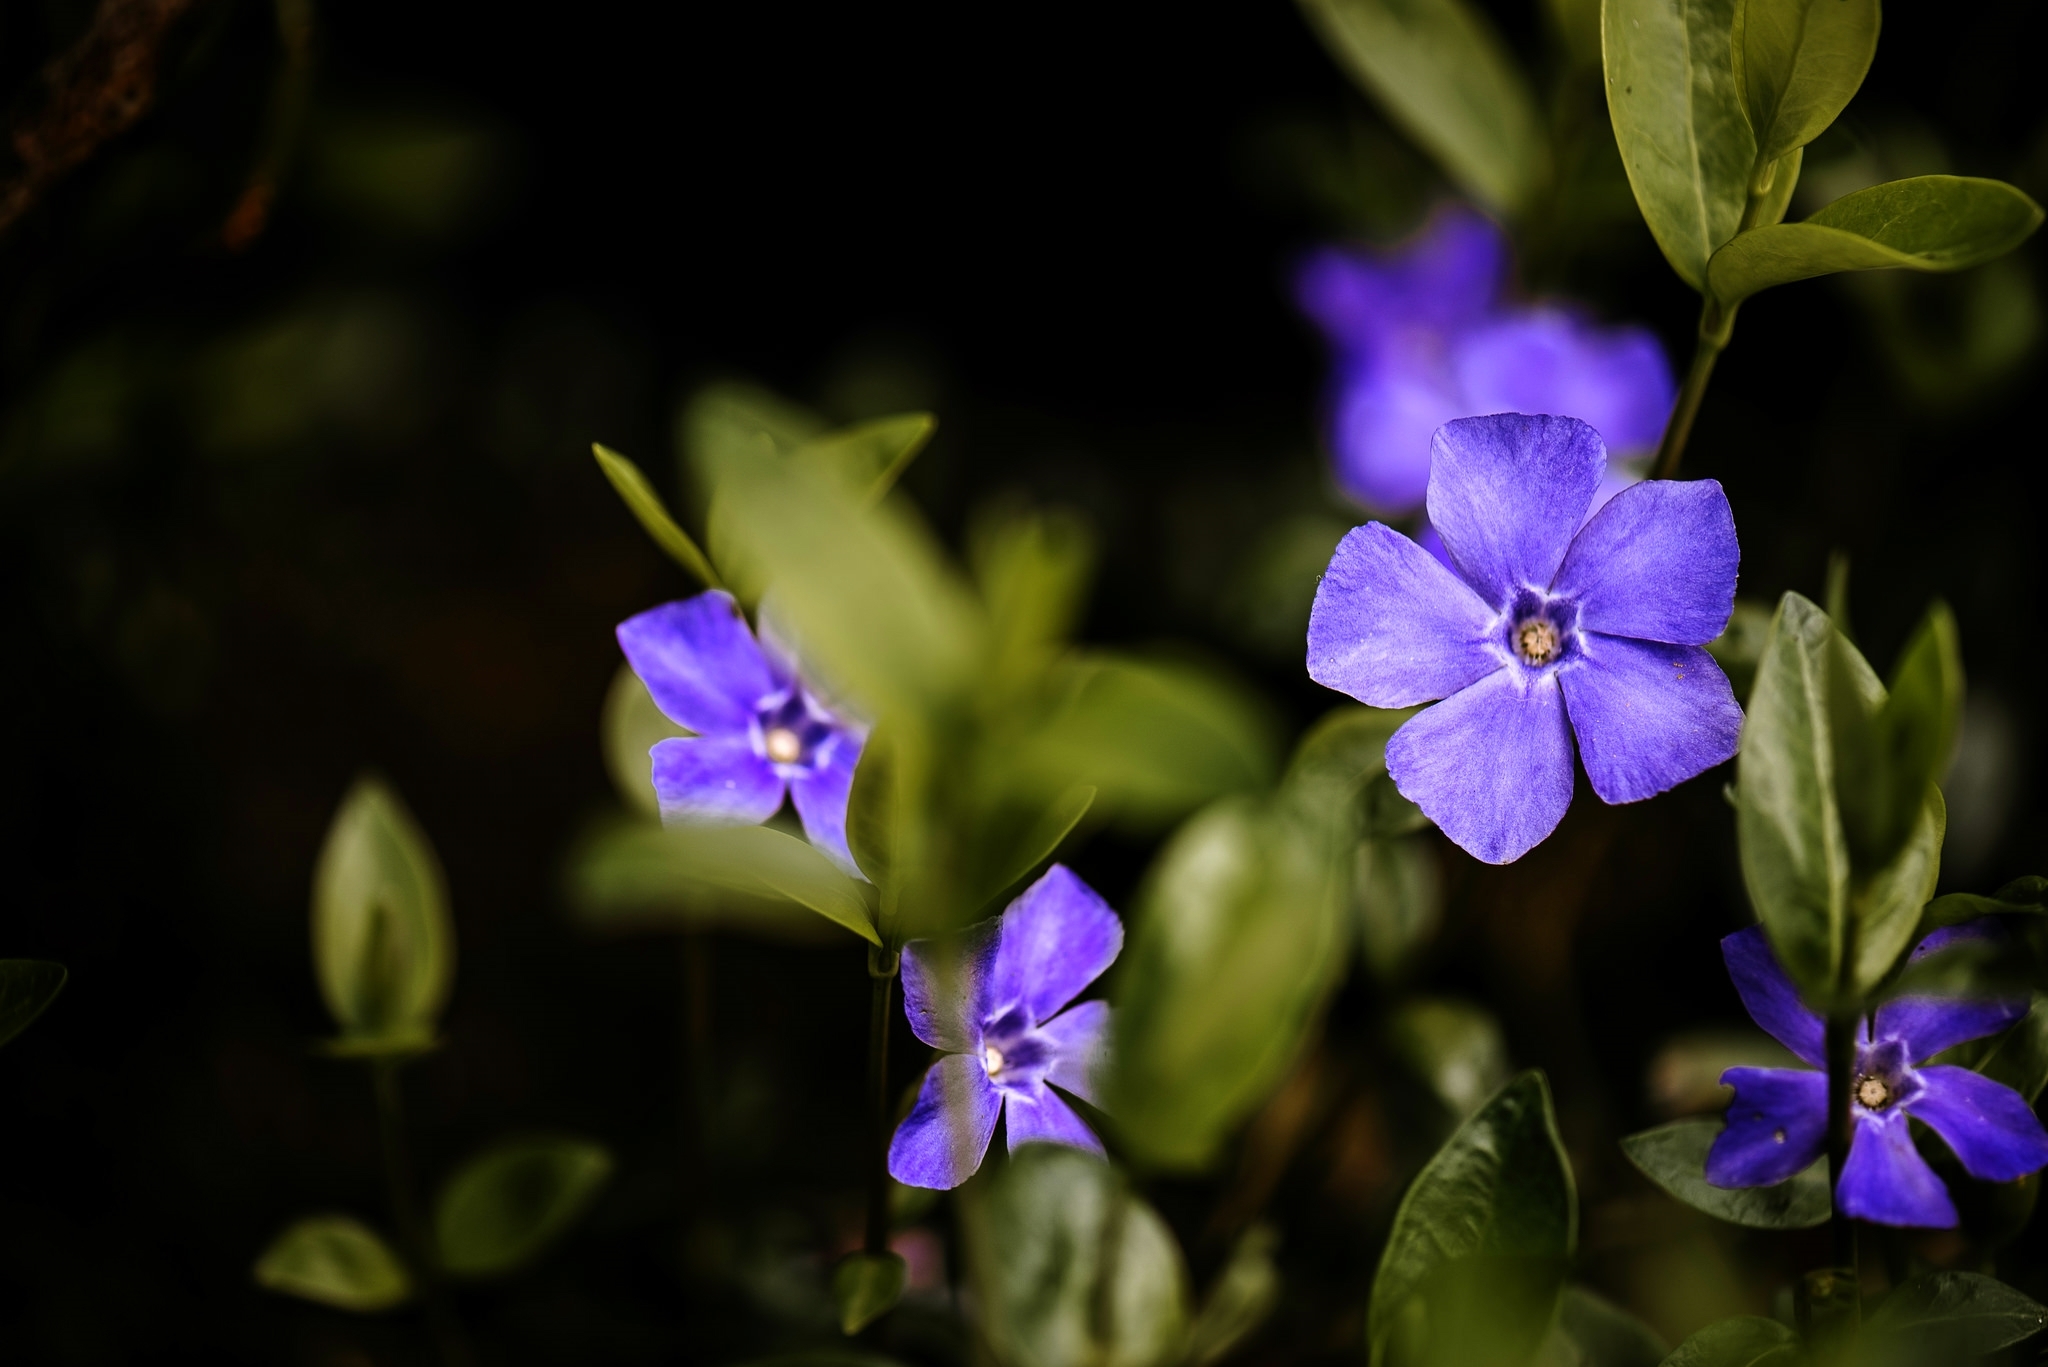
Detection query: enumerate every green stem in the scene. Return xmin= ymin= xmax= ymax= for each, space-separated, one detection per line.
xmin=1824 ymin=1013 xmax=1861 ymax=1282
xmin=1650 ymin=301 xmax=1732 ymax=480
xmin=864 ymin=945 xmax=901 ymax=1256
xmin=372 ymin=1061 xmax=475 ymax=1367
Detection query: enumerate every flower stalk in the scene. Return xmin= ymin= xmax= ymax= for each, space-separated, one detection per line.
xmin=371 ymin=1060 xmax=474 ymax=1367
xmin=865 ymin=944 xmax=901 ymax=1256
xmin=1823 ymin=1013 xmax=1861 ymax=1282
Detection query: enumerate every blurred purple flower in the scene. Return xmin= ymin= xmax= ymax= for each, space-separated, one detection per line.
xmin=616 ymin=590 xmax=865 ymax=873
xmin=1307 ymin=413 xmax=1741 ymax=864
xmin=1295 ymin=205 xmax=1675 ymax=517
xmin=887 ymin=865 xmax=1120 ymax=1190
xmin=1710 ymin=922 xmax=2048 ymax=1228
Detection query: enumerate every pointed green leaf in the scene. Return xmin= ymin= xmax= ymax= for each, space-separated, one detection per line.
xmin=1297 ymin=0 xmax=1544 ymax=216
xmin=967 ymin=784 xmax=1096 ymax=914
xmin=592 ymin=443 xmax=721 ymax=589
xmin=433 ymin=1135 xmax=613 ymax=1278
xmin=1185 ymin=1225 xmax=1281 ymax=1367
xmin=832 ymin=1252 xmax=907 ymax=1335
xmin=1731 ymin=0 xmax=1880 ymax=167
xmin=1708 ymin=177 xmax=2045 ymax=306
xmin=561 ymin=816 xmax=852 ymax=942
xmin=1657 ymin=1316 xmax=1805 ymax=1367
xmin=970 ymin=504 xmax=1097 ymax=697
xmin=0 ymin=961 xmax=65 ymax=1049
xmin=1621 ymin=1118 xmax=1829 ymax=1229
xmin=1848 ymin=788 xmax=1944 ymax=995
xmin=794 ymin=413 xmax=935 ymax=506
xmin=1853 ymin=602 xmax=1962 ymax=868
xmin=1863 ymin=1271 xmax=2048 ymax=1358
xmin=1974 ymin=996 xmax=2048 ymax=1104
xmin=1603 ymin=0 xmax=1755 ymax=290
xmin=254 ymin=1215 xmax=412 ymax=1312
xmin=594 ymin=822 xmax=878 ymax=944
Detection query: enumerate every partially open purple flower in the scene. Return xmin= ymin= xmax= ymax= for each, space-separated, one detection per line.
xmin=887 ymin=865 xmax=1120 ymax=1190
xmin=616 ymin=590 xmax=865 ymax=873
xmin=1294 ymin=205 xmax=1674 ymax=517
xmin=1306 ymin=413 xmax=1742 ymax=864
xmin=1710 ymin=922 xmax=2048 ymax=1228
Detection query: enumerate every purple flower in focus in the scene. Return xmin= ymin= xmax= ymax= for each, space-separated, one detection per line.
xmin=616 ymin=590 xmax=865 ymax=873
xmin=1710 ymin=922 xmax=2048 ymax=1228
xmin=1307 ymin=413 xmax=1742 ymax=864
xmin=888 ymin=865 xmax=1120 ymax=1190
xmin=1295 ymin=205 xmax=1675 ymax=517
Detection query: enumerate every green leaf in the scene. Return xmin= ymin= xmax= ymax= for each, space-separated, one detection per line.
xmin=1368 ymin=1072 xmax=1576 ymax=1366
xmin=679 ymin=379 xmax=823 ymax=472
xmin=1656 ymin=1316 xmax=1805 ymax=1367
xmin=1282 ymin=705 xmax=1415 ymax=833
xmin=1620 ymin=1118 xmax=1829 ymax=1229
xmin=1840 ymin=602 xmax=1963 ymax=871
xmin=600 ymin=663 xmax=689 ymax=817
xmin=1296 ymin=0 xmax=1544 ymax=217
xmin=562 ymin=815 xmax=856 ymax=943
xmin=312 ymin=776 xmax=456 ymax=1052
xmin=1111 ymin=796 xmax=1344 ymax=1171
xmin=1602 ymin=0 xmax=1755 ymax=290
xmin=433 ymin=1135 xmax=613 ymax=1278
xmin=794 ymin=413 xmax=935 ymax=506
xmin=831 ymin=1251 xmax=907 ymax=1335
xmin=962 ymin=1145 xmax=1191 ymax=1367
xmin=253 ymin=1215 xmax=412 ymax=1312
xmin=1186 ymin=1224 xmax=1281 ymax=1367
xmin=1389 ymin=998 xmax=1510 ymax=1121
xmin=573 ymin=820 xmax=876 ymax=945
xmin=1730 ymin=0 xmax=1880 ymax=167
xmin=1708 ymin=177 xmax=2045 ymax=306
xmin=1847 ymin=788 xmax=1944 ymax=995
xmin=592 ymin=443 xmax=722 ymax=589
xmin=1974 ymin=996 xmax=2048 ymax=1104
xmin=0 ymin=961 xmax=65 ymax=1049
xmin=965 ymin=784 xmax=1097 ymax=914
xmin=1357 ymin=837 xmax=1443 ymax=982
xmin=1863 ymin=1271 xmax=2048 ymax=1358
xmin=970 ymin=504 xmax=1097 ymax=698
xmin=1547 ymin=1286 xmax=1669 ymax=1367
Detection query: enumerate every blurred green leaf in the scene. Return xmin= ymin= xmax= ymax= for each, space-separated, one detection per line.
xmin=592 ymin=443 xmax=722 ymax=588
xmin=831 ymin=1251 xmax=906 ymax=1335
xmin=1972 ymin=996 xmax=2048 ymax=1104
xmin=1706 ymin=599 xmax=1774 ymax=704
xmin=970 ymin=504 xmax=1097 ymax=698
xmin=1656 ymin=1316 xmax=1804 ymax=1367
xmin=1620 ymin=1118 xmax=1828 ymax=1229
xmin=1708 ymin=177 xmax=2045 ymax=306
xmin=1922 ymin=875 xmax=2048 ymax=930
xmin=1368 ymin=1072 xmax=1575 ymax=1366
xmin=253 ymin=1215 xmax=411 ymax=1312
xmin=0 ymin=961 xmax=65 ymax=1049
xmin=1603 ymin=0 xmax=1754 ymax=290
xmin=962 ymin=1145 xmax=1191 ymax=1367
xmin=1283 ymin=705 xmax=1415 ymax=832
xmin=1111 ymin=797 xmax=1344 ymax=1171
xmin=794 ymin=413 xmax=935 ymax=506
xmin=1186 ymin=1224 xmax=1281 ymax=1367
xmin=1542 ymin=1286 xmax=1668 ymax=1367
xmin=1730 ymin=0 xmax=1879 ymax=167
xmin=1861 ymin=1271 xmax=2048 ymax=1359
xmin=1357 ymin=838 xmax=1443 ymax=982
xmin=563 ymin=815 xmax=853 ymax=942
xmin=681 ymin=379 xmax=823 ymax=473
xmin=600 ymin=663 xmax=690 ymax=817
xmin=966 ymin=784 xmax=1097 ymax=915
xmin=433 ymin=1135 xmax=613 ymax=1278
xmin=311 ymin=776 xmax=455 ymax=1053
xmin=1389 ymin=998 xmax=1509 ymax=1121
xmin=1297 ymin=0 xmax=1544 ymax=216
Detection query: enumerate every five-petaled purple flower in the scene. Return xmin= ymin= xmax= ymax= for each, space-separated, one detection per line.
xmin=1307 ymin=413 xmax=1743 ymax=865
xmin=1711 ymin=922 xmax=2048 ymax=1228
xmin=1295 ymin=205 xmax=1674 ymax=518
xmin=888 ymin=865 xmax=1120 ymax=1190
xmin=616 ymin=590 xmax=866 ymax=873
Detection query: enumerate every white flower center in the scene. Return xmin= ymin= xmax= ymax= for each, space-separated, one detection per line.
xmin=983 ymin=1044 xmax=1006 ymax=1079
xmin=763 ymin=726 xmax=803 ymax=764
xmin=1857 ymin=1076 xmax=1891 ymax=1110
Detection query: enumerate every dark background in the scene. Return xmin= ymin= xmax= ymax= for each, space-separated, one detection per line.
xmin=0 ymin=0 xmax=2043 ymax=1361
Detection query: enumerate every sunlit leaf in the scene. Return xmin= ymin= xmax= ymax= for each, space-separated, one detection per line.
xmin=832 ymin=1252 xmax=907 ymax=1335
xmin=592 ymin=443 xmax=722 ymax=588
xmin=253 ymin=1215 xmax=411 ymax=1312
xmin=794 ymin=413 xmax=935 ymax=505
xmin=1730 ymin=0 xmax=1880 ymax=167
xmin=1620 ymin=1117 xmax=1829 ymax=1229
xmin=0 ymin=961 xmax=65 ymax=1050
xmin=433 ymin=1135 xmax=613 ymax=1278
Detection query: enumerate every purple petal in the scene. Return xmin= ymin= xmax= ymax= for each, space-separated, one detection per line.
xmin=649 ymin=736 xmax=785 ymax=825
xmin=1837 ymin=1110 xmax=1958 ymax=1227
xmin=1426 ymin=414 xmax=1606 ymax=607
xmin=1385 ymin=667 xmax=1575 ymax=865
xmin=788 ymin=730 xmax=865 ymax=876
xmin=1040 ymin=999 xmax=1111 ymax=1106
xmin=990 ymin=866 xmax=1123 ymax=1026
xmin=1451 ymin=309 xmax=1676 ymax=456
xmin=1552 ymin=481 xmax=1738 ymax=646
xmin=616 ymin=591 xmax=778 ymax=736
xmin=887 ymin=1054 xmax=1004 ymax=1191
xmin=1003 ymin=1084 xmax=1106 ymax=1157
xmin=900 ymin=919 xmax=1001 ymax=1052
xmin=1875 ymin=920 xmax=2029 ymax=1060
xmin=1307 ymin=523 xmax=1502 ymax=708
xmin=1292 ymin=207 xmax=1505 ymax=349
xmin=1908 ymin=1066 xmax=2048 ymax=1182
xmin=1585 ymin=461 xmax=1645 ymax=525
xmin=1328 ymin=358 xmax=1464 ymax=514
xmin=1560 ymin=637 xmax=1742 ymax=804
xmin=1706 ymin=1067 xmax=1828 ymax=1187
xmin=1720 ymin=926 xmax=1825 ymax=1066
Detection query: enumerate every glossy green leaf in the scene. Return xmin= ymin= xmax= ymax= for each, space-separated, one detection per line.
xmin=962 ymin=1145 xmax=1191 ymax=1367
xmin=794 ymin=413 xmax=934 ymax=506
xmin=1862 ymin=1271 xmax=2048 ymax=1358
xmin=1974 ymin=996 xmax=2048 ymax=1104
xmin=1546 ymin=1286 xmax=1669 ymax=1367
xmin=1186 ymin=1224 xmax=1281 ymax=1367
xmin=311 ymin=776 xmax=455 ymax=1052
xmin=831 ymin=1251 xmax=907 ymax=1335
xmin=1620 ymin=1117 xmax=1829 ymax=1229
xmin=1357 ymin=837 xmax=1443 ymax=982
xmin=1111 ymin=796 xmax=1344 ymax=1171
xmin=592 ymin=443 xmax=722 ymax=588
xmin=253 ymin=1215 xmax=412 ymax=1312
xmin=1368 ymin=1072 xmax=1575 ymax=1366
xmin=1708 ymin=176 xmax=2045 ymax=306
xmin=1657 ymin=1316 xmax=1805 ymax=1367
xmin=600 ymin=664 xmax=689 ymax=817
xmin=1602 ymin=0 xmax=1754 ymax=290
xmin=433 ymin=1135 xmax=613 ymax=1278
xmin=1297 ymin=0 xmax=1543 ymax=216
xmin=1730 ymin=0 xmax=1880 ymax=167
xmin=1390 ymin=998 xmax=1509 ymax=1120
xmin=0 ymin=961 xmax=65 ymax=1049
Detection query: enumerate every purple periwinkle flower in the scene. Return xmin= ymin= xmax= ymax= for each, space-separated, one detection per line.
xmin=887 ymin=865 xmax=1120 ymax=1190
xmin=1294 ymin=205 xmax=1675 ymax=517
xmin=616 ymin=590 xmax=865 ymax=873
xmin=1710 ymin=922 xmax=2048 ymax=1228
xmin=1306 ymin=413 xmax=1743 ymax=864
